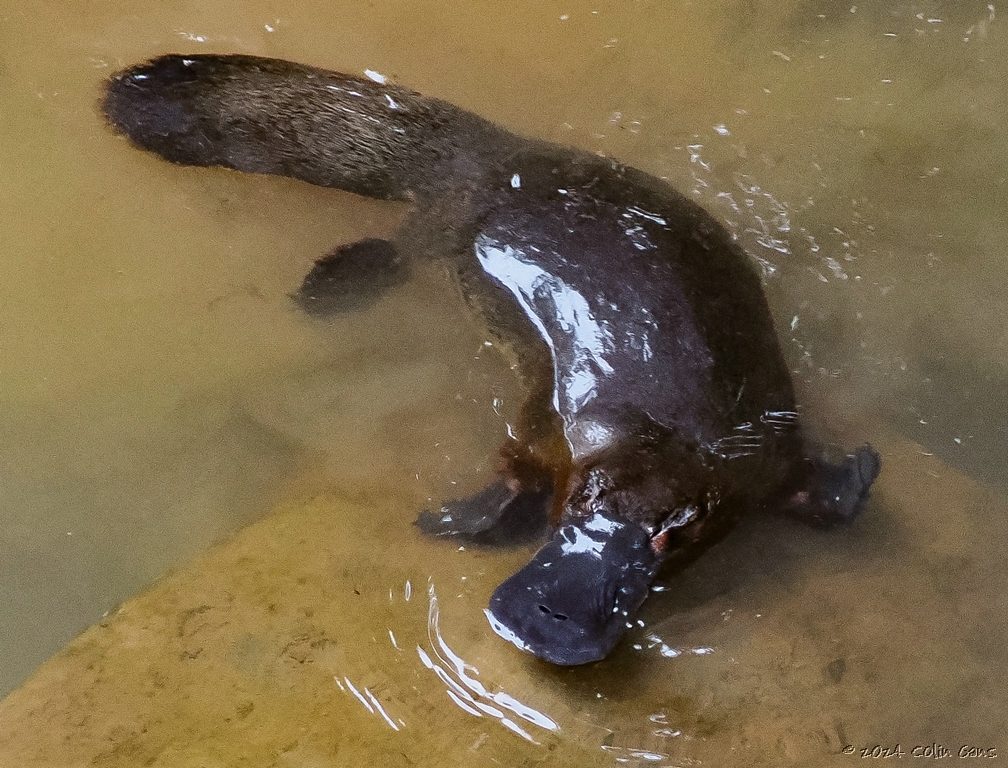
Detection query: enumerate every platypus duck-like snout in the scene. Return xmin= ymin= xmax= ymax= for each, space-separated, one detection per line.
xmin=485 ymin=513 xmax=658 ymax=665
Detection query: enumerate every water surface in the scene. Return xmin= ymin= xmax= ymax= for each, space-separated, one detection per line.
xmin=0 ymin=0 xmax=1005 ymax=763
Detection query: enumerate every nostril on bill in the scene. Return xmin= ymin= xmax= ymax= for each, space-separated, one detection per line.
xmin=537 ymin=604 xmax=568 ymax=621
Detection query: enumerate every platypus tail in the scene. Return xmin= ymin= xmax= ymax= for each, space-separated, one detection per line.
xmin=102 ymin=54 xmax=507 ymax=202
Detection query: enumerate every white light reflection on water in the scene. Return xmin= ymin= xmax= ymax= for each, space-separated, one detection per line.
xmin=335 ymin=578 xmax=703 ymax=759
xmin=333 ymin=676 xmax=404 ymax=732
xmin=687 ymin=141 xmax=874 ymax=294
xmin=641 ymin=632 xmax=717 ymax=660
xmin=648 ymin=712 xmax=682 ymax=740
xmin=600 ymin=744 xmax=668 ymax=763
xmin=416 ymin=581 xmax=559 ymax=743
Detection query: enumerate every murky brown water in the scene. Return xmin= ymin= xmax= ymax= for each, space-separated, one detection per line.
xmin=1 ymin=0 xmax=1006 ymax=763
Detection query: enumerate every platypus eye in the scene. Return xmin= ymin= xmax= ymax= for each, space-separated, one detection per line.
xmin=599 ymin=582 xmax=619 ymax=620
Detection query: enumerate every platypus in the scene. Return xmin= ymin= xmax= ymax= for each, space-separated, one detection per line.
xmin=102 ymin=54 xmax=881 ymax=666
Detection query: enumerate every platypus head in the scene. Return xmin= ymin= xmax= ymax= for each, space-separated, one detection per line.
xmin=486 ymin=505 xmax=659 ymax=665
xmin=486 ymin=413 xmax=712 ymax=665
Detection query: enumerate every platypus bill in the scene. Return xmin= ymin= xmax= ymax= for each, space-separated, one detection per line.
xmin=102 ymin=54 xmax=881 ymax=666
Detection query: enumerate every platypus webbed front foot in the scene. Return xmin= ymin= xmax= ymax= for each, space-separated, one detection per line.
xmin=415 ymin=479 xmax=551 ymax=546
xmin=788 ymin=444 xmax=882 ymax=528
xmin=486 ymin=512 xmax=658 ymax=665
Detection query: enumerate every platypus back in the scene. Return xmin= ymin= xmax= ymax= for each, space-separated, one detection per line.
xmin=103 ymin=54 xmax=511 ymax=203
